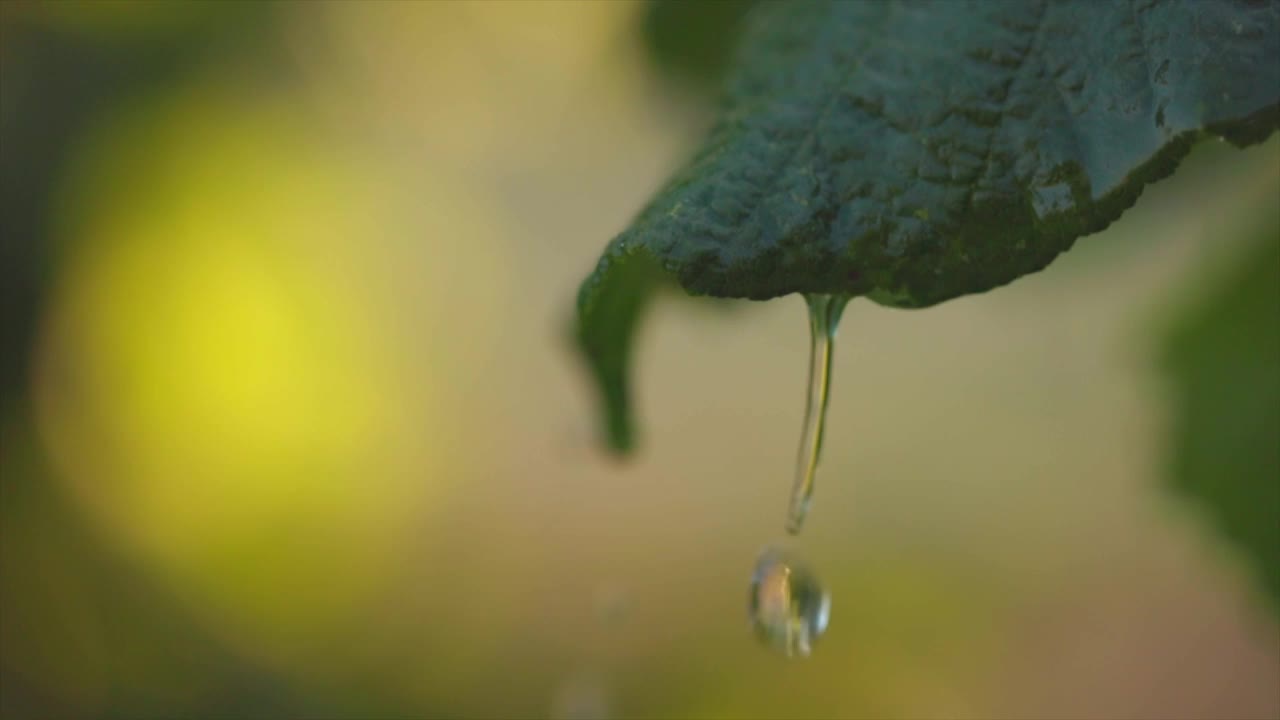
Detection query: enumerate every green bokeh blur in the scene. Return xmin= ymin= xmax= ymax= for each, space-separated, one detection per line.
xmin=1 ymin=3 xmax=1277 ymax=719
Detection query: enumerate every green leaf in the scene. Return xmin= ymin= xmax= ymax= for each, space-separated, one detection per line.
xmin=577 ymin=0 xmax=1280 ymax=453
xmin=640 ymin=0 xmax=758 ymax=89
xmin=1164 ymin=217 xmax=1280 ymax=606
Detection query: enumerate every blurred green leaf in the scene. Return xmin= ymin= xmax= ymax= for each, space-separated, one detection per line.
xmin=574 ymin=251 xmax=666 ymax=453
xmin=1164 ymin=218 xmax=1280 ymax=607
xmin=641 ymin=0 xmax=757 ymax=89
xmin=579 ymin=0 xmax=1279 ymax=452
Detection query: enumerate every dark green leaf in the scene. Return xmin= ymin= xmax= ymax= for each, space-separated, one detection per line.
xmin=577 ymin=0 xmax=1280 ymax=452
xmin=641 ymin=0 xmax=757 ymax=89
xmin=1164 ymin=217 xmax=1280 ymax=607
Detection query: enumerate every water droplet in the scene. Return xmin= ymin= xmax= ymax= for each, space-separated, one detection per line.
xmin=748 ymin=547 xmax=830 ymax=658
xmin=787 ymin=293 xmax=850 ymax=534
xmin=1030 ymin=181 xmax=1074 ymax=218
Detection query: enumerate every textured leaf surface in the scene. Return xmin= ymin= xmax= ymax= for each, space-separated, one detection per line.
xmin=1164 ymin=217 xmax=1280 ymax=606
xmin=577 ymin=0 xmax=1280 ymax=452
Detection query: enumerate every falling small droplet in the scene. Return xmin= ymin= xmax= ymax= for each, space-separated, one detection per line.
xmin=748 ymin=547 xmax=830 ymax=658
xmin=787 ymin=293 xmax=850 ymax=534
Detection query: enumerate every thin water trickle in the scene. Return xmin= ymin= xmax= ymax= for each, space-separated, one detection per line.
xmin=745 ymin=295 xmax=846 ymax=656
xmin=748 ymin=547 xmax=830 ymax=658
xmin=786 ymin=293 xmax=850 ymax=535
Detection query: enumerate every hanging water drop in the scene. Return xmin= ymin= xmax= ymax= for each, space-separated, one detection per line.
xmin=745 ymin=296 xmax=844 ymax=656
xmin=787 ymin=293 xmax=850 ymax=534
xmin=748 ymin=547 xmax=830 ymax=658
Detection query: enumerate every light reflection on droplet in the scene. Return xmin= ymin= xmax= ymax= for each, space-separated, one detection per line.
xmin=748 ymin=547 xmax=829 ymax=658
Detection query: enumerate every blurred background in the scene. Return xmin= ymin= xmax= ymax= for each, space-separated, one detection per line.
xmin=1 ymin=2 xmax=1277 ymax=718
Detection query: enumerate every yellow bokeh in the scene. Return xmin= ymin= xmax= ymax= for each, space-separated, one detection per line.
xmin=33 ymin=79 xmax=507 ymax=673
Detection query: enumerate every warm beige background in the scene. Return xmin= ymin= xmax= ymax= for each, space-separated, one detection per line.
xmin=6 ymin=3 xmax=1278 ymax=718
